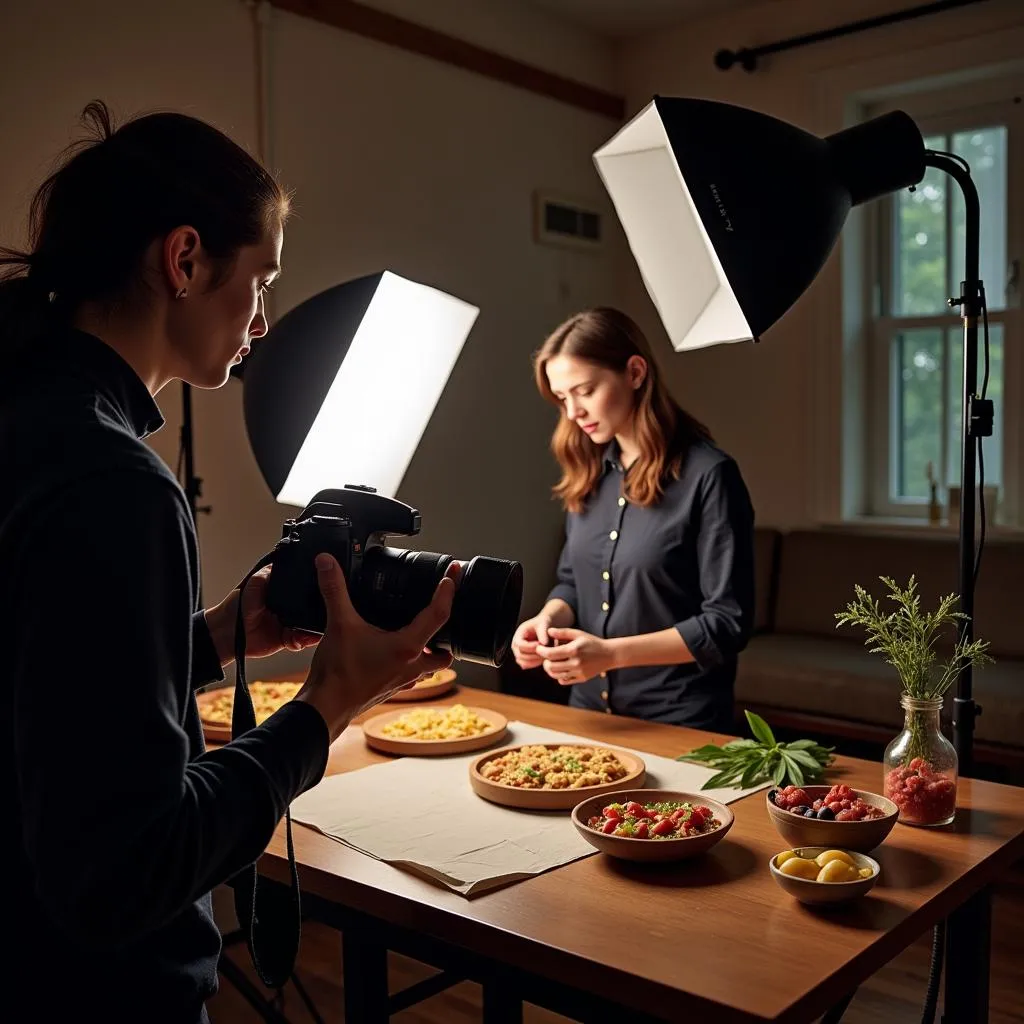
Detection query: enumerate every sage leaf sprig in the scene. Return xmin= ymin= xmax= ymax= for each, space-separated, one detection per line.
xmin=677 ymin=710 xmax=835 ymax=791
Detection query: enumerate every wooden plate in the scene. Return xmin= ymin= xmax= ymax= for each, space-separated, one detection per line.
xmin=469 ymin=743 xmax=646 ymax=810
xmin=195 ymin=680 xmax=303 ymax=745
xmin=384 ymin=668 xmax=457 ymax=702
xmin=362 ymin=705 xmax=509 ymax=756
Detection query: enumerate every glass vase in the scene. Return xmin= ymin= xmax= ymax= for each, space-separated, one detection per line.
xmin=883 ymin=694 xmax=958 ymax=827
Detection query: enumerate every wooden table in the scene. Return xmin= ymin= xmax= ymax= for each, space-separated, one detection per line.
xmin=249 ymin=689 xmax=1024 ymax=1023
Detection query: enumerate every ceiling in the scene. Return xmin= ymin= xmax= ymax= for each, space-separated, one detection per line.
xmin=523 ymin=0 xmax=770 ymax=39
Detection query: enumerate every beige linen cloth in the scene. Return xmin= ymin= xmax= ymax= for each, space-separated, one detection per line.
xmin=289 ymin=721 xmax=769 ymax=897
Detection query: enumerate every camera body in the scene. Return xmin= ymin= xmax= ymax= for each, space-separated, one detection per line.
xmin=265 ymin=485 xmax=522 ymax=667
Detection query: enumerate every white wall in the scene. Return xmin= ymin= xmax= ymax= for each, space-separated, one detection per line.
xmin=0 ymin=0 xmax=624 ymax=688
xmin=616 ymin=0 xmax=1024 ymax=529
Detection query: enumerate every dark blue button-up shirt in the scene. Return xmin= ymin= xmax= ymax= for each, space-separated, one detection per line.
xmin=547 ymin=439 xmax=756 ymax=729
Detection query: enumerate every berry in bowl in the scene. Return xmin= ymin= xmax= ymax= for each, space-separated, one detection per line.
xmin=571 ymin=789 xmax=734 ymax=863
xmin=766 ymin=784 xmax=897 ymax=853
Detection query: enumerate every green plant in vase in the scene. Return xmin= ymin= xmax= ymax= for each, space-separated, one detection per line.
xmin=835 ymin=575 xmax=993 ymax=827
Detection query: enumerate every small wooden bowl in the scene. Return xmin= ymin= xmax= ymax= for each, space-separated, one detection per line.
xmin=769 ymin=847 xmax=880 ymax=905
xmin=469 ymin=744 xmax=646 ymax=810
xmin=362 ymin=705 xmax=508 ymax=756
xmin=571 ymin=789 xmax=734 ymax=863
xmin=766 ymin=786 xmax=898 ymax=853
xmin=384 ymin=668 xmax=457 ymax=702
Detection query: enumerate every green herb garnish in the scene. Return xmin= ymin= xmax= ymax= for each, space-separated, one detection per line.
xmin=519 ymin=766 xmax=541 ymax=779
xmin=677 ymin=710 xmax=835 ymax=790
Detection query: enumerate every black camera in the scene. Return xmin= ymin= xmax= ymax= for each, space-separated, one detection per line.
xmin=265 ymin=485 xmax=524 ymax=667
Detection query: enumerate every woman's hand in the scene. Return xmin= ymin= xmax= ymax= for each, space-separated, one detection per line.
xmin=296 ymin=553 xmax=457 ymax=740
xmin=204 ymin=566 xmax=320 ymax=666
xmin=535 ymin=628 xmax=617 ymax=685
xmin=510 ymin=613 xmax=555 ymax=670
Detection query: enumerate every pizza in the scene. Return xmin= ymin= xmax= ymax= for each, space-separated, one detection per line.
xmin=199 ymin=680 xmax=303 ymax=727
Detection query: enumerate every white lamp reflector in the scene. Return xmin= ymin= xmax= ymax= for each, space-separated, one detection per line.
xmin=593 ymin=101 xmax=752 ymax=352
xmin=277 ymin=272 xmax=478 ymax=506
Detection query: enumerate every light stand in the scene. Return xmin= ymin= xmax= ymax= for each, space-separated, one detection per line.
xmin=926 ymin=152 xmax=994 ymax=1024
xmin=926 ymin=152 xmax=992 ymax=782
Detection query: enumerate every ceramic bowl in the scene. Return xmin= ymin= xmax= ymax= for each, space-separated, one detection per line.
xmin=766 ymin=785 xmax=898 ymax=853
xmin=571 ymin=789 xmax=734 ymax=863
xmin=769 ymin=846 xmax=880 ymax=905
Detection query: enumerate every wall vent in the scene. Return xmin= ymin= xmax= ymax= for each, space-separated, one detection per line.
xmin=533 ymin=190 xmax=603 ymax=251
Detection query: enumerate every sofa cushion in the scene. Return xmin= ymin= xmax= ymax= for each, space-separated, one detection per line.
xmin=753 ymin=527 xmax=780 ymax=634
xmin=736 ymin=633 xmax=1024 ymax=749
xmin=773 ymin=529 xmax=1024 ymax=659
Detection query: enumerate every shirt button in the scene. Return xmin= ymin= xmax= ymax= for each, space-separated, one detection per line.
xmin=609 ymin=530 xmax=618 ymax=540
xmin=600 ymin=671 xmax=607 ymax=678
xmin=605 ymin=707 xmax=613 ymax=714
xmin=602 ymin=570 xmax=610 ymax=581
xmin=601 ymin=690 xmax=608 ymax=700
xmin=618 ymin=496 xmax=626 ymax=507
xmin=601 ymin=601 xmax=610 ymax=612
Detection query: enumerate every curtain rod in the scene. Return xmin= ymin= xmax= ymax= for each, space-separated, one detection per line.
xmin=715 ymin=0 xmax=992 ymax=72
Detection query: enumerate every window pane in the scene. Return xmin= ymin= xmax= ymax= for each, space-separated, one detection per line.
xmin=892 ymin=133 xmax=947 ymax=316
xmin=951 ymin=126 xmax=1008 ymax=312
xmin=946 ymin=322 xmax=1004 ymax=491
xmin=891 ymin=328 xmax=944 ymax=499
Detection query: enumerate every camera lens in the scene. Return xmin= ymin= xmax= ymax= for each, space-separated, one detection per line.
xmin=356 ymin=547 xmax=523 ymax=667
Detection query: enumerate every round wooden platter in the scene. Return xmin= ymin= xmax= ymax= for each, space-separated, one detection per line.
xmin=361 ymin=705 xmax=509 ymax=757
xmin=469 ymin=743 xmax=647 ymax=811
xmin=383 ymin=668 xmax=457 ymax=702
xmin=195 ymin=681 xmax=303 ymax=746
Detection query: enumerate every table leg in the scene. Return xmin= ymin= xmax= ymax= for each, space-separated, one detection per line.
xmin=942 ymin=886 xmax=992 ymax=1024
xmin=482 ymin=982 xmax=523 ymax=1024
xmin=342 ymin=931 xmax=389 ymax=1024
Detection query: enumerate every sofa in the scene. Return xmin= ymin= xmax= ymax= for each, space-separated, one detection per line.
xmin=739 ymin=526 xmax=1024 ymax=771
xmin=500 ymin=525 xmax=1024 ymax=771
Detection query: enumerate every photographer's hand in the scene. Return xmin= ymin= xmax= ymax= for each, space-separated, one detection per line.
xmin=204 ymin=566 xmax=320 ymax=666
xmin=295 ymin=553 xmax=457 ymax=741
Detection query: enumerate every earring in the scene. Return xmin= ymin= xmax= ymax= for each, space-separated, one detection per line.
xmin=175 ymin=287 xmax=188 ymax=300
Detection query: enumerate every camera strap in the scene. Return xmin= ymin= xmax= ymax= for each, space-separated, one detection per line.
xmin=228 ymin=553 xmax=304 ymax=992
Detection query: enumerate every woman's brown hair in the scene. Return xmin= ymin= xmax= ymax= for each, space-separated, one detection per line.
xmin=0 ymin=100 xmax=290 ymax=350
xmin=533 ymin=307 xmax=711 ymax=513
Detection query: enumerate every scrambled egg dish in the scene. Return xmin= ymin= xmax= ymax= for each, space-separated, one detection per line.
xmin=479 ymin=744 xmax=629 ymax=790
xmin=380 ymin=703 xmax=491 ymax=740
xmin=200 ymin=681 xmax=302 ymax=726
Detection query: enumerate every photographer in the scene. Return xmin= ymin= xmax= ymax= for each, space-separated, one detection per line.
xmin=0 ymin=101 xmax=454 ymax=1023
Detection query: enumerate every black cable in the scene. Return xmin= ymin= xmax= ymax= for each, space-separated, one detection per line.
xmin=920 ymin=919 xmax=946 ymax=1024
xmin=925 ymin=148 xmax=972 ymax=174
xmin=229 ymin=552 xmax=305 ymax=999
xmin=974 ymin=290 xmax=989 ymax=586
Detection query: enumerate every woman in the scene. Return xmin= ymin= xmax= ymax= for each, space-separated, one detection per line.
xmin=0 ymin=102 xmax=454 ymax=1023
xmin=511 ymin=307 xmax=755 ymax=731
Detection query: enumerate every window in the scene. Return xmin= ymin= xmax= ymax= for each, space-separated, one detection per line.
xmin=863 ymin=85 xmax=1021 ymax=524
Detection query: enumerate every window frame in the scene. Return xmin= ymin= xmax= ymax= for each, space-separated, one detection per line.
xmin=862 ymin=80 xmax=1024 ymax=526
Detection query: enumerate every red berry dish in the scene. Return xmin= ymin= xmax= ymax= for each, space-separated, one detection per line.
xmin=769 ymin=784 xmax=888 ymax=822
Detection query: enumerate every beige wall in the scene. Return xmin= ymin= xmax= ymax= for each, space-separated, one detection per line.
xmin=0 ymin=0 xmax=624 ymax=688
xmin=616 ymin=0 xmax=1024 ymax=529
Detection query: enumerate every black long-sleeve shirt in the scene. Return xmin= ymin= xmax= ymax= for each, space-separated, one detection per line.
xmin=548 ymin=439 xmax=756 ymax=729
xmin=0 ymin=329 xmax=329 ymax=1022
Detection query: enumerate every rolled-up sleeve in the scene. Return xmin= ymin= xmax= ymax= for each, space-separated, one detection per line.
xmin=674 ymin=459 xmax=755 ymax=670
xmin=546 ymin=519 xmax=578 ymax=616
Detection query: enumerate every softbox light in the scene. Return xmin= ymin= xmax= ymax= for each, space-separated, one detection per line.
xmin=238 ymin=271 xmax=479 ymax=507
xmin=593 ymin=96 xmax=925 ymax=351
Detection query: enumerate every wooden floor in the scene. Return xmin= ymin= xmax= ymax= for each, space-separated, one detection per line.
xmin=208 ymin=860 xmax=1024 ymax=1024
